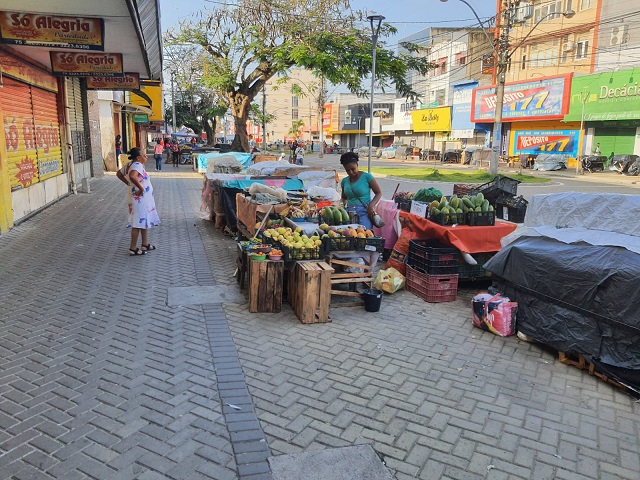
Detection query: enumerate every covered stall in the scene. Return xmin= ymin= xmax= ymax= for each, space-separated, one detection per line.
xmin=484 ymin=192 xmax=640 ymax=392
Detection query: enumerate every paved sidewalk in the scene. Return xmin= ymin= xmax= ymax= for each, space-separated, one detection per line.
xmin=1 ymin=173 xmax=639 ymax=480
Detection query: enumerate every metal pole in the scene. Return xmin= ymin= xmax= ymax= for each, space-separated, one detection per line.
xmin=367 ymin=15 xmax=384 ymax=174
xmin=577 ymin=91 xmax=587 ymax=175
xmin=171 ymin=72 xmax=177 ymax=134
xmin=319 ymin=76 xmax=325 ymax=158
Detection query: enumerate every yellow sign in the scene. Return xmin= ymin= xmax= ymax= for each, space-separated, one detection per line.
xmin=87 ymin=73 xmax=139 ymax=90
xmin=0 ymin=12 xmax=104 ymax=50
xmin=50 ymin=52 xmax=123 ymax=77
xmin=411 ymin=107 xmax=451 ymax=132
xmin=131 ymin=82 xmax=164 ymax=121
xmin=0 ymin=49 xmax=58 ymax=92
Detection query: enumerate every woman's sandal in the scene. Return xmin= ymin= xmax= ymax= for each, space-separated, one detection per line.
xmin=129 ymin=248 xmax=146 ymax=256
xmin=141 ymin=244 xmax=156 ymax=252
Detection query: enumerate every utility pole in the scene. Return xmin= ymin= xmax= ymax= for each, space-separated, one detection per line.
xmin=318 ymin=76 xmax=326 ymax=158
xmin=262 ymin=85 xmax=267 ymax=148
xmin=490 ymin=2 xmax=512 ymax=176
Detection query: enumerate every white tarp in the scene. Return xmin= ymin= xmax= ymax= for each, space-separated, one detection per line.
xmin=501 ymin=192 xmax=640 ymax=254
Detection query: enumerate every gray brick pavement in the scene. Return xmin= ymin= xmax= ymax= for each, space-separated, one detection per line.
xmin=1 ymin=172 xmax=639 ymax=480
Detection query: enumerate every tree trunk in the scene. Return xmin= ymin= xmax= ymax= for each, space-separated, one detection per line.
xmin=203 ymin=118 xmax=215 ymax=146
xmin=228 ymin=92 xmax=251 ymax=152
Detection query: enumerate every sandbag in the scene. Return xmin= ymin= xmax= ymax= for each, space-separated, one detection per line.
xmin=374 ymin=267 xmax=405 ymax=294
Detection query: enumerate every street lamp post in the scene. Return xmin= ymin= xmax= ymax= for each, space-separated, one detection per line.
xmin=367 ymin=15 xmax=385 ymax=174
xmin=440 ymin=0 xmax=574 ymax=175
xmin=171 ymin=71 xmax=177 ymax=134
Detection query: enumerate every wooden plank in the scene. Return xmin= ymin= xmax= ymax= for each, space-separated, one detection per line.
xmin=331 ymin=277 xmax=374 ymax=285
xmin=330 ymin=258 xmax=373 ymax=271
xmin=273 ymin=261 xmax=283 ymax=311
xmin=317 ymin=263 xmax=332 ymax=322
xmin=330 ymin=272 xmax=372 ymax=279
xmin=330 ymin=290 xmax=363 ymax=297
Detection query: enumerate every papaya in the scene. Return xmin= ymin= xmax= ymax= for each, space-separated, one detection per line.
xmin=476 ymin=192 xmax=484 ymax=205
xmin=339 ymin=208 xmax=349 ymax=223
xmin=481 ymin=200 xmax=490 ymax=212
xmin=432 ymin=207 xmax=441 ymax=216
xmin=329 ymin=207 xmax=340 ymax=224
xmin=462 ymin=197 xmax=475 ymax=209
xmin=450 ymin=195 xmax=459 ymax=209
xmin=488 ymin=205 xmax=494 ymax=212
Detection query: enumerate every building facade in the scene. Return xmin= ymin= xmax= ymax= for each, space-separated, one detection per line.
xmin=262 ymin=68 xmax=322 ymax=145
xmin=505 ymin=0 xmax=599 ymax=82
xmin=0 ymin=3 xmax=162 ymax=233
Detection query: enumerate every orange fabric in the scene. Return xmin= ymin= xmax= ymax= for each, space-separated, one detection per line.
xmin=399 ymin=211 xmax=517 ymax=253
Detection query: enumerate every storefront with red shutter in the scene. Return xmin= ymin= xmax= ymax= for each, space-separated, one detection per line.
xmin=0 ymin=50 xmax=66 ymax=223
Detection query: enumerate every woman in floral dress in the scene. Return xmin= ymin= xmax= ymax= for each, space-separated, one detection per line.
xmin=117 ymin=147 xmax=161 ymax=255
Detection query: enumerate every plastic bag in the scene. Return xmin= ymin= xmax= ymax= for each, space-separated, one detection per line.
xmin=471 ymin=293 xmax=518 ymax=337
xmin=374 ymin=267 xmax=406 ymax=294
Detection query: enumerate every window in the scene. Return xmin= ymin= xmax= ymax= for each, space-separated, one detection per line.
xmin=291 ymin=109 xmax=299 ymax=120
xmin=292 ymin=96 xmax=299 ymax=107
xmin=456 ymin=52 xmax=466 ymax=66
xmin=575 ymin=40 xmax=589 ymax=59
xmin=580 ymin=0 xmax=593 ymax=10
xmin=521 ymin=55 xmax=527 ymax=70
xmin=560 ymin=35 xmax=570 ymax=63
xmin=437 ymin=57 xmax=447 ymax=74
xmin=436 ymin=89 xmax=446 ymax=106
xmin=565 ymin=0 xmax=573 ymax=12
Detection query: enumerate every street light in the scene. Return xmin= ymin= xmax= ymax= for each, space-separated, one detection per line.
xmin=440 ymin=0 xmax=574 ymax=175
xmin=367 ymin=14 xmax=384 ymax=174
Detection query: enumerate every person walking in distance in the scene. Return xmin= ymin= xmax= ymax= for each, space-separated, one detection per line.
xmin=171 ymin=141 xmax=179 ymax=167
xmin=116 ymin=147 xmax=161 ymax=256
xmin=295 ymin=144 xmax=305 ymax=165
xmin=153 ymin=140 xmax=164 ymax=171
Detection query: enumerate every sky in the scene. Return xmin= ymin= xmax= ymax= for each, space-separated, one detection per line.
xmin=159 ymin=0 xmax=498 ymax=40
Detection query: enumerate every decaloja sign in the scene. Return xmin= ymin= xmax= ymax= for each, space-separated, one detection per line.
xmin=564 ymin=69 xmax=640 ymax=122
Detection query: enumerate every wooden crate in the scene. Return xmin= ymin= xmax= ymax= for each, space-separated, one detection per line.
xmin=248 ymin=258 xmax=284 ymax=313
xmin=328 ymin=256 xmax=374 ymax=306
xmin=288 ymin=261 xmax=334 ymax=324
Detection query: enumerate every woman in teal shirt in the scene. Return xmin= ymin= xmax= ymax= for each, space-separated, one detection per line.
xmin=340 ymin=152 xmax=383 ymax=229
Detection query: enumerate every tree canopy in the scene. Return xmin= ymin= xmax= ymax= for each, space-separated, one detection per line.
xmin=164 ymin=0 xmax=433 ymax=152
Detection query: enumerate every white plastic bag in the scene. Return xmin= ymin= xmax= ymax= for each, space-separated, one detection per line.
xmin=374 ymin=267 xmax=406 ymax=294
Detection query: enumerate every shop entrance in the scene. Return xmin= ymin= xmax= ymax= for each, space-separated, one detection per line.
xmin=594 ymin=129 xmax=636 ymax=156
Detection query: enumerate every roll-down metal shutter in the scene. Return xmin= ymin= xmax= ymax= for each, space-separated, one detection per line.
xmin=2 ymin=77 xmax=63 ymax=190
xmin=65 ymin=77 xmax=91 ymax=164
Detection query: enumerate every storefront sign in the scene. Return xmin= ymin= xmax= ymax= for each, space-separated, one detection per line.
xmin=451 ymin=129 xmax=475 ymax=139
xmin=472 ymin=74 xmax=571 ymax=122
xmin=86 ymin=73 xmax=139 ymax=90
xmin=564 ymin=69 xmax=640 ymax=122
xmin=0 ymin=12 xmax=104 ymax=50
xmin=50 ymin=52 xmax=124 ymax=77
xmin=0 ymin=49 xmax=58 ymax=92
xmin=411 ymin=107 xmax=451 ymax=132
xmin=452 ymin=82 xmax=477 ymax=132
xmin=513 ymin=129 xmax=579 ymax=157
xmin=322 ymin=103 xmax=333 ymax=133
xmin=132 ymin=113 xmax=149 ymax=123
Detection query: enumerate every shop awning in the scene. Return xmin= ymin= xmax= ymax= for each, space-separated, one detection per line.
xmin=113 ymin=101 xmax=153 ymax=115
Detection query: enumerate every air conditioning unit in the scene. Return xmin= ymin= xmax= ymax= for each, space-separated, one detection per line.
xmin=512 ymin=1 xmax=533 ymax=24
xmin=610 ymin=25 xmax=629 ymax=46
xmin=562 ymin=41 xmax=575 ymax=52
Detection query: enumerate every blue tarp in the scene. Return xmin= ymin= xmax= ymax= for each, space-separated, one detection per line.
xmin=223 ymin=179 xmax=303 ymax=190
xmin=196 ymin=152 xmax=253 ymax=172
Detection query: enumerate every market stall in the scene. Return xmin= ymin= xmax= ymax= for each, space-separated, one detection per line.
xmin=484 ymin=192 xmax=640 ymax=392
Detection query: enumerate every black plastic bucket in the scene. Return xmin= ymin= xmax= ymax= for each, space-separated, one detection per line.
xmin=363 ymin=289 xmax=383 ymax=312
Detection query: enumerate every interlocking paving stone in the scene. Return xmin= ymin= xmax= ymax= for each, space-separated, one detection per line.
xmin=3 ymin=172 xmax=640 ymax=480
xmin=167 ymin=286 xmax=246 ymax=306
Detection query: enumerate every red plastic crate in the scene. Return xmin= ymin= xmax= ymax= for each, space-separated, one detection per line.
xmin=406 ymin=265 xmax=458 ymax=303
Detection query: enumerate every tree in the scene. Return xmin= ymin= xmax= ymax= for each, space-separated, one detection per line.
xmin=288 ymin=119 xmax=305 ymax=140
xmin=165 ymin=0 xmax=433 ymax=152
xmin=163 ymin=44 xmax=228 ymax=145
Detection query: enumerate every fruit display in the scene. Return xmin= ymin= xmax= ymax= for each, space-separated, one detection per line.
xmin=461 ymin=192 xmax=496 ymax=226
xmin=320 ymin=206 xmax=350 ymax=226
xmin=261 ymin=226 xmax=322 ymax=260
xmin=287 ymin=199 xmax=318 ymax=221
xmin=427 ymin=195 xmax=465 ymax=225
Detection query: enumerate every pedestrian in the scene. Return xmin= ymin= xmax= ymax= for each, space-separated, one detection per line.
xmin=191 ymin=136 xmax=197 ymax=146
xmin=115 ymin=135 xmax=123 ymax=158
xmin=171 ymin=141 xmax=179 ymax=167
xmin=289 ymin=142 xmax=297 ymax=164
xmin=593 ymin=142 xmax=601 ymax=155
xmin=278 ymin=152 xmax=286 ymax=161
xmin=295 ymin=144 xmax=305 ymax=165
xmin=339 ymin=151 xmax=383 ymax=230
xmin=116 ymin=147 xmax=160 ymax=256
xmin=153 ymin=140 xmax=164 ymax=171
